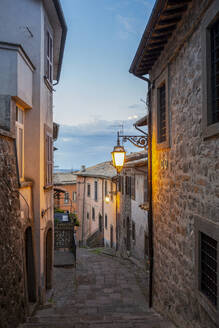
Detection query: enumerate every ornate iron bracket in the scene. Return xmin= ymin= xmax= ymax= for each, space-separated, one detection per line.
xmin=118 ymin=131 xmax=148 ymax=149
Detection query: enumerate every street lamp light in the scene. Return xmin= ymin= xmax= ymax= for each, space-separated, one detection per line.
xmin=111 ymin=132 xmax=126 ymax=174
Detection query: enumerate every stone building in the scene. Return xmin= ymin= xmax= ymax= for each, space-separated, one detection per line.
xmin=76 ymin=162 xmax=117 ymax=248
xmin=0 ymin=1 xmax=66 ymax=327
xmin=130 ymin=0 xmax=219 ymax=327
xmin=117 ymin=151 xmax=148 ymax=263
xmin=53 ymin=172 xmax=77 ymax=214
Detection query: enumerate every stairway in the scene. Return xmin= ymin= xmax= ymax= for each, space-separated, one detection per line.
xmin=86 ymin=229 xmax=104 ymax=248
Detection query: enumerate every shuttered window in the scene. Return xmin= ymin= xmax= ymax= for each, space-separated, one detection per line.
xmin=46 ymin=32 xmax=53 ymax=84
xmin=94 ymin=181 xmax=98 ymax=201
xmin=125 ymin=176 xmax=131 ymax=196
xmin=131 ymin=176 xmax=135 ymax=200
xmin=45 ymin=126 xmax=53 ymax=187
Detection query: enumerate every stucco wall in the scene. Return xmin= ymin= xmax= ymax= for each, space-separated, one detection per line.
xmin=149 ymin=1 xmax=219 ymax=327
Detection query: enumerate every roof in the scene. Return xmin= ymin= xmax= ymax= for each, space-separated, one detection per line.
xmin=75 ymin=161 xmax=117 ymax=180
xmin=53 ymin=172 xmax=77 ymax=185
xmin=134 ymin=115 xmax=148 ymax=127
xmin=130 ymin=0 xmax=191 ymax=76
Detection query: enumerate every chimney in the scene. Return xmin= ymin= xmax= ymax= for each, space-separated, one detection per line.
xmin=81 ymin=165 xmax=86 ymax=172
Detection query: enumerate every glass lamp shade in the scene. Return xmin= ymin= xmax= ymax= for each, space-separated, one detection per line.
xmin=111 ymin=145 xmax=126 ymax=173
xmin=105 ymin=195 xmax=110 ymax=203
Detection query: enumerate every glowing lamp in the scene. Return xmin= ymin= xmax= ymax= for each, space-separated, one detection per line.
xmin=111 ymin=133 xmax=126 ymax=174
xmin=105 ymin=195 xmax=110 ymax=203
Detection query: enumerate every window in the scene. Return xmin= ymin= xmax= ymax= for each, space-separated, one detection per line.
xmin=200 ymin=232 xmax=217 ymax=307
xmin=195 ymin=214 xmax=219 ymax=320
xmin=155 ymin=69 xmax=170 ymax=149
xmin=132 ymin=222 xmax=136 ymax=243
xmin=209 ymin=19 xmax=219 ymax=126
xmin=94 ymin=181 xmax=98 ymax=201
xmin=202 ymin=2 xmax=219 ymax=138
xmin=87 ymin=212 xmax=89 ymax=220
xmin=105 ymin=180 xmax=108 ymax=196
xmin=15 ymin=106 xmax=24 ymax=179
xmin=87 ymin=183 xmax=90 ymax=197
xmin=64 ymin=192 xmax=69 ymax=204
xmin=46 ymin=32 xmax=53 ymax=84
xmin=45 ymin=125 xmax=53 ymax=187
xmin=125 ymin=176 xmax=131 ymax=196
xmin=105 ymin=214 xmax=108 ymax=229
xmin=92 ymin=207 xmax=95 ymax=221
xmin=131 ymin=175 xmax=135 ymax=200
xmin=121 ymin=176 xmax=124 ymax=195
xmin=72 ymin=192 xmax=77 ymax=201
xmin=158 ymin=84 xmax=166 ymax=143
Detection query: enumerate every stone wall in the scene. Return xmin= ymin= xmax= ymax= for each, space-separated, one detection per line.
xmin=149 ymin=1 xmax=219 ymax=327
xmin=0 ymin=135 xmax=26 ymax=328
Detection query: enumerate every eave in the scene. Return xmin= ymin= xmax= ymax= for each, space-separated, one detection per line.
xmin=129 ymin=0 xmax=191 ymax=76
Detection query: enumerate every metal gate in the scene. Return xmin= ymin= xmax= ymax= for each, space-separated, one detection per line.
xmin=54 ymin=223 xmax=75 ymax=249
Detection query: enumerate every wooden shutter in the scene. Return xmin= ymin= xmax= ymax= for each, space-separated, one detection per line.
xmin=131 ymin=175 xmax=135 ymax=200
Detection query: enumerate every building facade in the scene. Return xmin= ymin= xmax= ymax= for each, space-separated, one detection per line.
xmin=0 ymin=1 xmax=66 ymax=326
xmin=130 ymin=0 xmax=219 ymax=327
xmin=117 ymin=152 xmax=148 ymax=263
xmin=76 ymin=162 xmax=117 ymax=248
xmin=54 ymin=172 xmax=77 ymax=214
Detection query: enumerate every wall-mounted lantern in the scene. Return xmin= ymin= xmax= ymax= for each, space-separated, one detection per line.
xmin=111 ymin=132 xmax=126 ymax=174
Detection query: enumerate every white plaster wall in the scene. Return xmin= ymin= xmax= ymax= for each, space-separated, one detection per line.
xmin=104 ymin=180 xmax=117 ymax=248
xmin=131 ymin=174 xmax=148 ymax=260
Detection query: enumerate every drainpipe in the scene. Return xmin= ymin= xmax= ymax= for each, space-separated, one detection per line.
xmin=135 ymin=75 xmax=153 ymax=308
xmin=102 ymin=178 xmax=104 ymax=235
xmin=82 ymin=177 xmax=86 ymax=245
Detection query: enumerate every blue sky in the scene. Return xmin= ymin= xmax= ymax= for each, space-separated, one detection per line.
xmin=54 ymin=0 xmax=155 ymax=170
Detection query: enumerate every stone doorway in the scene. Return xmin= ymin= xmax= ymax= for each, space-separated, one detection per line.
xmin=110 ymin=225 xmax=113 ymax=248
xmin=45 ymin=228 xmax=53 ymax=290
xmin=25 ymin=227 xmax=36 ymax=303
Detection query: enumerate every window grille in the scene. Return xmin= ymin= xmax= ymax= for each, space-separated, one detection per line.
xmin=200 ymin=232 xmax=217 ymax=307
xmin=158 ymin=84 xmax=166 ymax=143
xmin=210 ymin=19 xmax=219 ymax=125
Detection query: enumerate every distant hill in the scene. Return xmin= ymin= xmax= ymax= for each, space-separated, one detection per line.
xmin=53 ymin=168 xmax=79 ymax=173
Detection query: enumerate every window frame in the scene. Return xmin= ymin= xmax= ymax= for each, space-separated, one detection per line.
xmin=105 ymin=214 xmax=108 ymax=229
xmin=201 ymin=2 xmax=219 ymax=139
xmin=155 ymin=69 xmax=170 ymax=150
xmin=15 ymin=105 xmax=24 ymax=181
xmin=92 ymin=207 xmax=95 ymax=221
xmin=87 ymin=183 xmax=91 ymax=197
xmin=64 ymin=192 xmax=69 ymax=204
xmin=94 ymin=181 xmax=98 ymax=201
xmin=72 ymin=191 xmax=77 ymax=202
xmin=46 ymin=31 xmax=53 ymax=85
xmin=195 ymin=215 xmax=219 ymax=323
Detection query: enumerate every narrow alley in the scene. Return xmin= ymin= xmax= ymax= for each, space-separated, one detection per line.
xmin=21 ymin=249 xmax=175 ymax=328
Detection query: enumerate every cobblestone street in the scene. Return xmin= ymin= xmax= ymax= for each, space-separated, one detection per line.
xmin=21 ymin=248 xmax=176 ymax=328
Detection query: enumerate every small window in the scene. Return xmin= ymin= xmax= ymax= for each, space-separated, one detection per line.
xmin=87 ymin=212 xmax=89 ymax=220
xmin=72 ymin=192 xmax=77 ymax=201
xmin=158 ymin=84 xmax=166 ymax=143
xmin=132 ymin=221 xmax=136 ymax=242
xmin=105 ymin=214 xmax=108 ymax=229
xmin=209 ymin=19 xmax=219 ymax=126
xmin=121 ymin=176 xmax=124 ymax=195
xmin=64 ymin=192 xmax=69 ymax=204
xmin=105 ymin=180 xmax=108 ymax=196
xmin=126 ymin=176 xmax=131 ymax=196
xmin=15 ymin=106 xmax=24 ymax=179
xmin=92 ymin=207 xmax=95 ymax=221
xmin=94 ymin=181 xmax=98 ymax=201
xmin=87 ymin=184 xmax=91 ymax=197
xmin=200 ymin=232 xmax=217 ymax=307
xmin=46 ymin=32 xmax=53 ymax=84
xmin=131 ymin=175 xmax=135 ymax=200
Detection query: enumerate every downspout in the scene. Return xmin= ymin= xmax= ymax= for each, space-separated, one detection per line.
xmin=82 ymin=177 xmax=86 ymax=245
xmin=102 ymin=178 xmax=104 ymax=237
xmin=134 ymin=75 xmax=153 ymax=308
